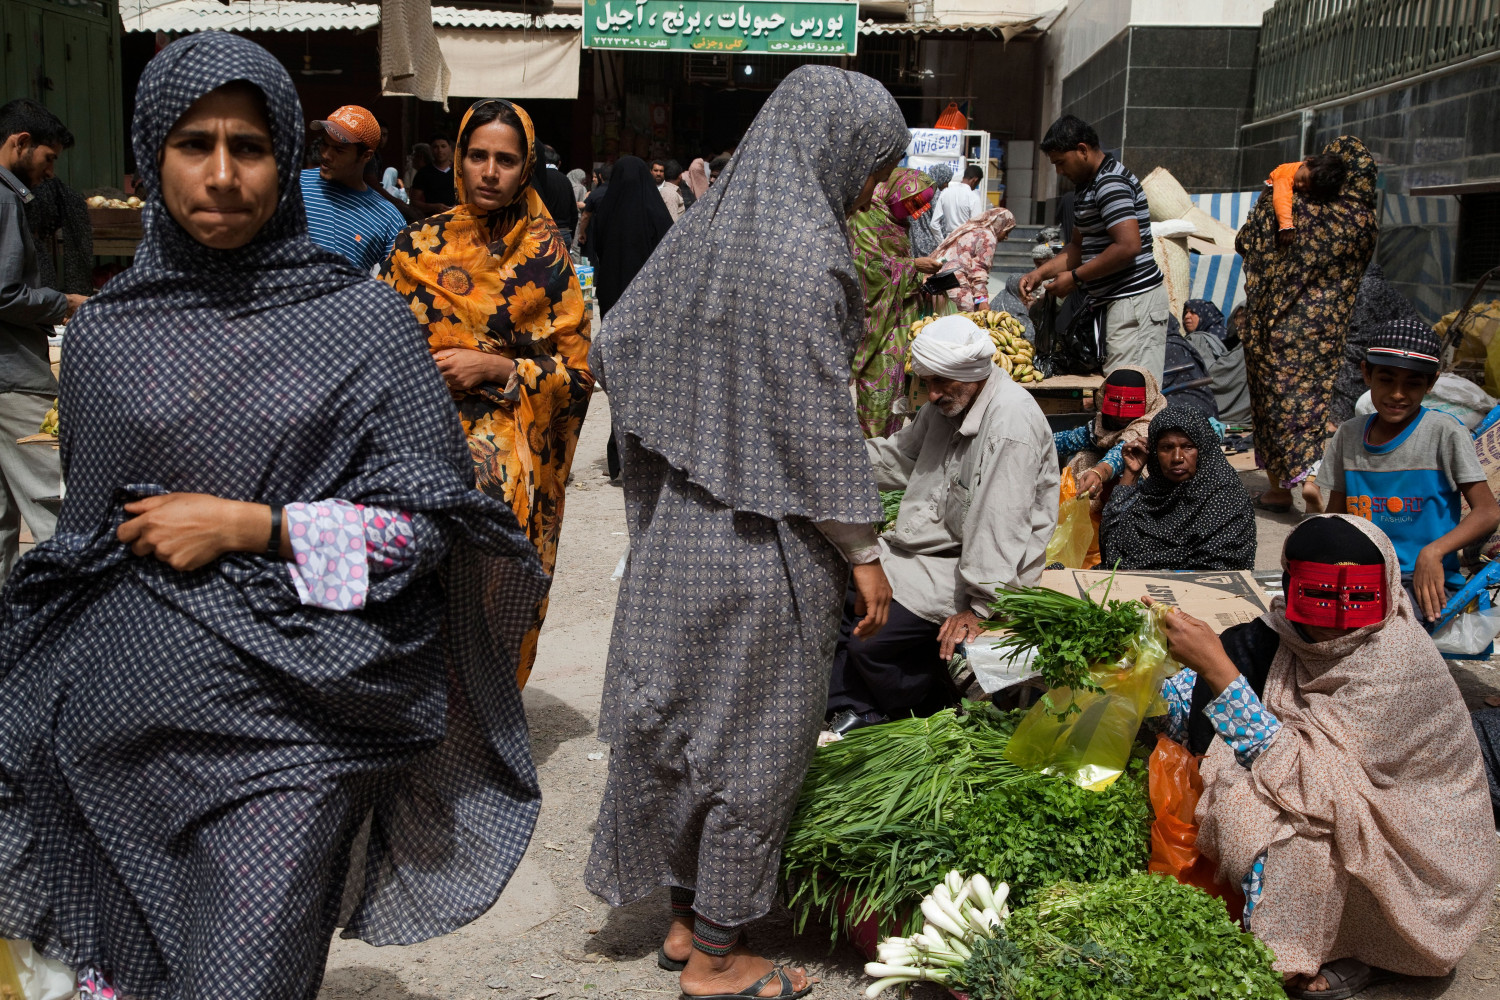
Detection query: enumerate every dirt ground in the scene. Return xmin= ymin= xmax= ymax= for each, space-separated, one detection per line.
xmin=319 ymin=392 xmax=1500 ymax=1000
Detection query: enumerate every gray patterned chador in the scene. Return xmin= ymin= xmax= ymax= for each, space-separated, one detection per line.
xmin=0 ymin=32 xmax=547 ymax=999
xmin=585 ymin=64 xmax=909 ymax=996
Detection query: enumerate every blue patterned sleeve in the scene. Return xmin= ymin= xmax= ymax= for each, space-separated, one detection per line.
xmin=1204 ymin=676 xmax=1282 ymax=768
xmin=1157 ymin=667 xmax=1196 ymax=744
xmin=1052 ymin=424 xmax=1090 ymax=463
xmin=285 ymin=500 xmax=428 ymax=611
xmin=1098 ymin=441 xmax=1124 ymax=477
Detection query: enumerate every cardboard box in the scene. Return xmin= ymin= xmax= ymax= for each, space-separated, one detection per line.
xmin=1038 ymin=568 xmax=1270 ymax=633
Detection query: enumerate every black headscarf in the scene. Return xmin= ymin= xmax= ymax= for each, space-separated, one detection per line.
xmin=592 ymin=155 xmax=673 ymax=314
xmin=0 ymin=32 xmax=549 ymax=964
xmin=592 ymin=66 xmax=909 ymax=522
xmin=1182 ymin=298 xmax=1227 ymax=342
xmin=1100 ymin=404 xmax=1256 ymax=571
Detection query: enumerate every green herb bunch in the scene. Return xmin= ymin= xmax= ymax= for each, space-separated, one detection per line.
xmin=951 ymin=757 xmax=1151 ymax=909
xmin=966 ymin=873 xmax=1283 ymax=1000
xmin=782 ymin=703 xmax=1026 ymax=941
xmin=879 ymin=490 xmax=904 ymax=532
xmin=983 ymin=583 xmax=1144 ymax=709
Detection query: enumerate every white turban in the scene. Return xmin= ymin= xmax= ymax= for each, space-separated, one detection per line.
xmin=909 ymin=315 xmax=994 ymax=382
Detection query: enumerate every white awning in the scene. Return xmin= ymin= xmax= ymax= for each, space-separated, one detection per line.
xmin=437 ymin=28 xmax=582 ymax=100
xmin=118 ymin=0 xmax=578 ymax=34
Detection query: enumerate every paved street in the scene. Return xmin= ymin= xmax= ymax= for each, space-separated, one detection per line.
xmin=320 ymin=392 xmax=1500 ymax=1000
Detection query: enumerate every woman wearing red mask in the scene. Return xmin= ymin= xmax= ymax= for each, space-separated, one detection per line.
xmin=1150 ymin=515 xmax=1494 ymax=1000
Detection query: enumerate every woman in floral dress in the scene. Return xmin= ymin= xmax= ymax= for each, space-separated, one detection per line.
xmin=381 ymin=99 xmax=593 ymax=686
xmin=849 ymin=167 xmax=940 ymax=437
xmin=1236 ymin=136 xmax=1378 ymax=513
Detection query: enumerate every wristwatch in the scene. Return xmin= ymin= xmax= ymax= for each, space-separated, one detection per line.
xmin=266 ymin=505 xmax=283 ymax=556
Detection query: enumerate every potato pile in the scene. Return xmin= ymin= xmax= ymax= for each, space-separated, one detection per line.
xmin=907 ymin=310 xmax=1042 ymax=382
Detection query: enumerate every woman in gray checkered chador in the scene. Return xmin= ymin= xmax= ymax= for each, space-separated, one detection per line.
xmin=584 ymin=66 xmax=910 ymax=1000
xmin=0 ymin=32 xmax=548 ymax=998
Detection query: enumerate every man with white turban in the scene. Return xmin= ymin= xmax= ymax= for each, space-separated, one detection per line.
xmin=826 ymin=315 xmax=1060 ymax=731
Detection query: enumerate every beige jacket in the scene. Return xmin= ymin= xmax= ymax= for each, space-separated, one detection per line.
xmin=867 ymin=368 xmax=1058 ymax=622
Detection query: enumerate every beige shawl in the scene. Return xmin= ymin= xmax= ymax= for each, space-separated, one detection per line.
xmin=1196 ymin=514 xmax=1496 ymax=977
xmin=1066 ymin=366 xmax=1165 ymax=515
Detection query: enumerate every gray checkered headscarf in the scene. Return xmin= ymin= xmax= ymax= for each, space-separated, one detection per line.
xmin=593 ymin=66 xmax=909 ymax=523
xmin=126 ymin=30 xmax=352 ymax=280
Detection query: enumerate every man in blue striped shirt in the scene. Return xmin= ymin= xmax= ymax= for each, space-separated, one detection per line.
xmin=301 ymin=105 xmax=406 ymax=273
xmin=1019 ymin=115 xmax=1168 ymax=380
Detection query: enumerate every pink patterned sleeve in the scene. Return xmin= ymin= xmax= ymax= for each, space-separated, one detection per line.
xmin=284 ymin=500 xmax=418 ymax=611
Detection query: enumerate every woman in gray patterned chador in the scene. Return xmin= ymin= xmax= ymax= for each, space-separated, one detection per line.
xmin=585 ymin=66 xmax=908 ymax=1000
xmin=0 ymin=34 xmax=547 ymax=998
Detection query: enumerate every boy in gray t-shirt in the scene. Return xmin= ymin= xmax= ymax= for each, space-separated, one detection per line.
xmin=1321 ymin=319 xmax=1498 ymax=622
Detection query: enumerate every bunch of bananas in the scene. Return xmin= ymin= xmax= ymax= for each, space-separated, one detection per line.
xmin=970 ymin=309 xmax=1042 ymax=382
xmin=39 ymin=402 xmax=58 ymax=437
xmin=905 ymin=311 xmax=1043 ymax=383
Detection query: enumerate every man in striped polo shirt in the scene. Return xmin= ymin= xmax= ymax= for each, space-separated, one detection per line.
xmin=301 ymin=105 xmax=406 ymax=273
xmin=1019 ymin=115 xmax=1168 ymax=379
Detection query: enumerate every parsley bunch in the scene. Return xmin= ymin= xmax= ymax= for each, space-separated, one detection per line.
xmin=879 ymin=490 xmax=904 ymax=531
xmin=983 ymin=582 xmax=1144 ymax=713
xmin=950 ymin=757 xmax=1151 ymax=908
xmin=964 ymin=873 xmax=1283 ymax=1000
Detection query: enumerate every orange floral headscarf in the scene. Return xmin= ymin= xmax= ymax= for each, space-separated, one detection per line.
xmin=380 ymin=99 xmax=588 ymax=361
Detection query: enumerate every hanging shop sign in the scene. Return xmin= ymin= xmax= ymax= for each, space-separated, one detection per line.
xmin=583 ymin=0 xmax=858 ymax=55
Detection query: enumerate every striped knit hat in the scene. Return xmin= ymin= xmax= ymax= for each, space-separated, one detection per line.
xmin=1365 ymin=318 xmax=1441 ymax=374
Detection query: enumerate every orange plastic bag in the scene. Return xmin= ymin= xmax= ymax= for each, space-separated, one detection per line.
xmin=1147 ymin=733 xmax=1244 ymax=921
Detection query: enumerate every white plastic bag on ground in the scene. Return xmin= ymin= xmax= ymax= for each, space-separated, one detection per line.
xmin=1426 ymin=374 xmax=1497 ymax=431
xmin=965 ymin=639 xmax=1039 ymax=694
xmin=1432 ymin=606 xmax=1500 ymax=657
xmin=2 ymin=941 xmax=74 ymax=1000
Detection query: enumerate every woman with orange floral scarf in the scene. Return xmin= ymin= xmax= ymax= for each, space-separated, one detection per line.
xmin=380 ymin=99 xmax=593 ymax=687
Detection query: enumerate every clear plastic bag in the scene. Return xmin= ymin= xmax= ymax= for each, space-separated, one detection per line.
xmin=1045 ymin=468 xmax=1093 ymax=569
xmin=1432 ymin=605 xmax=1500 ymax=656
xmin=1003 ymin=608 xmax=1180 ymax=790
xmin=0 ymin=941 xmax=74 ymax=1000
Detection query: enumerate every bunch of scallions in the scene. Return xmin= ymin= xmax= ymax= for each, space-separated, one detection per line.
xmin=863 ymin=871 xmax=1010 ymax=998
xmin=982 ymin=575 xmax=1146 ymax=714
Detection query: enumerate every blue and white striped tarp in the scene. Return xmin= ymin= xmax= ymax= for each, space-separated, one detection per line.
xmin=1185 ymin=190 xmax=1262 ymax=318
xmin=1378 ymin=193 xmax=1461 ymax=324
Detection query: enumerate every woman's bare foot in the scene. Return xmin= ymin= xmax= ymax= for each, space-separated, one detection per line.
xmin=1256 ymin=487 xmax=1293 ymax=510
xmin=1284 ymin=971 xmax=1331 ymax=993
xmin=662 ymin=914 xmax=693 ymax=966
xmin=1302 ymin=480 xmax=1325 ymax=514
xmin=681 ymin=944 xmax=811 ymax=998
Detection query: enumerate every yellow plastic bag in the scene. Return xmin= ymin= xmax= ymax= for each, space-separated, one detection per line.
xmin=1003 ymin=606 xmax=1180 ymax=790
xmin=1045 ymin=468 xmax=1093 ymax=569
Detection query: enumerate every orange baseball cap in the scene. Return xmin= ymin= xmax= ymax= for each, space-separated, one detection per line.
xmin=311 ymin=105 xmax=381 ymax=148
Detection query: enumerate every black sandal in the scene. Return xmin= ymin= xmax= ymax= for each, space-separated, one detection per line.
xmin=1286 ymin=958 xmax=1383 ymax=1000
xmin=658 ymin=946 xmax=688 ymax=972
xmin=680 ymin=965 xmax=811 ymax=1000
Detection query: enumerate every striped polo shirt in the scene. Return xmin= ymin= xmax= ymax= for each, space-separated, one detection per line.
xmin=1074 ymin=154 xmax=1162 ymax=303
xmin=300 ymin=168 xmax=407 ymax=273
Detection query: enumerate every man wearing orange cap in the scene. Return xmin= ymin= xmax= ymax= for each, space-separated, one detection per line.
xmin=302 ymin=105 xmax=406 ymax=272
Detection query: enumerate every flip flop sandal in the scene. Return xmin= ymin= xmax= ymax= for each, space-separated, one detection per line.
xmin=1286 ymin=958 xmax=1381 ymax=1000
xmin=1253 ymin=492 xmax=1292 ymax=514
xmin=681 ymin=966 xmax=811 ymax=1000
xmin=658 ymin=946 xmax=688 ymax=972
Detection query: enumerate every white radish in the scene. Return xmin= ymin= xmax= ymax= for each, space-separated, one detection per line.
xmin=865 ymin=975 xmax=916 ymax=998
xmin=920 ymin=897 xmax=966 ymax=940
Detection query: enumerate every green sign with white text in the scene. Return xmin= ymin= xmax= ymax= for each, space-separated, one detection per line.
xmin=583 ymin=0 xmax=858 ymax=55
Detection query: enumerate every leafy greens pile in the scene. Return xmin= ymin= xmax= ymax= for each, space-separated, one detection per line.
xmin=951 ymin=757 xmax=1151 ymax=908
xmin=782 ymin=707 xmax=1154 ymax=942
xmin=879 ymin=490 xmax=904 ymax=532
xmin=951 ymin=873 xmax=1282 ymax=1000
xmin=782 ymin=704 xmax=1025 ymax=941
xmin=983 ymin=583 xmax=1145 ymax=711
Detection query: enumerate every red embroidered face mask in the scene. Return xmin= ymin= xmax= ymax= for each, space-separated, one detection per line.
xmin=1100 ymin=384 xmax=1147 ymax=419
xmin=1285 ymin=560 xmax=1386 ymax=629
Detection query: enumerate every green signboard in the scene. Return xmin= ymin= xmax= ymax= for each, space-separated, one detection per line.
xmin=583 ymin=0 xmax=858 ymax=55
